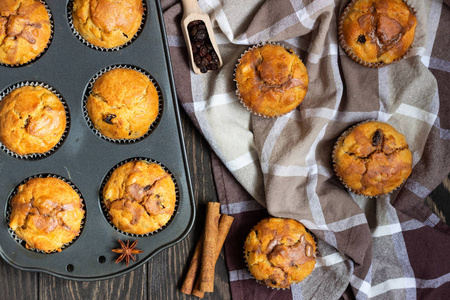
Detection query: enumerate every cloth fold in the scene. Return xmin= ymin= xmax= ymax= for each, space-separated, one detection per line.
xmin=162 ymin=0 xmax=450 ymax=298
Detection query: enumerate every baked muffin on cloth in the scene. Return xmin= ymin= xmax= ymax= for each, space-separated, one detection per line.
xmin=235 ymin=44 xmax=309 ymax=118
xmin=0 ymin=85 xmax=66 ymax=156
xmin=72 ymin=0 xmax=144 ymax=49
xmin=86 ymin=68 xmax=159 ymax=140
xmin=333 ymin=121 xmax=412 ymax=197
xmin=339 ymin=0 xmax=417 ymax=67
xmin=244 ymin=217 xmax=316 ymax=289
xmin=103 ymin=160 xmax=176 ymax=235
xmin=9 ymin=177 xmax=85 ymax=252
xmin=0 ymin=0 xmax=51 ymax=65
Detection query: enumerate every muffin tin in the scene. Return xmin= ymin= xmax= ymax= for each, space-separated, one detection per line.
xmin=0 ymin=0 xmax=195 ymax=280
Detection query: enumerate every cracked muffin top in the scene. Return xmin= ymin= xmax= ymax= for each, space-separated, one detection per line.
xmin=244 ymin=217 xmax=316 ymax=289
xmin=9 ymin=177 xmax=84 ymax=252
xmin=333 ymin=121 xmax=412 ymax=197
xmin=339 ymin=0 xmax=417 ymax=66
xmin=0 ymin=0 xmax=51 ymax=65
xmin=72 ymin=0 xmax=144 ymax=49
xmin=103 ymin=160 xmax=176 ymax=235
xmin=0 ymin=85 xmax=66 ymax=156
xmin=235 ymin=44 xmax=309 ymax=117
xmin=86 ymin=68 xmax=159 ymax=140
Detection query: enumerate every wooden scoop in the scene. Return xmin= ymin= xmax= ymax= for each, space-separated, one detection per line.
xmin=181 ymin=0 xmax=223 ymax=74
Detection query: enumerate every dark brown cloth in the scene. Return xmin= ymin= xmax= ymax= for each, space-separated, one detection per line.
xmin=162 ymin=0 xmax=450 ymax=298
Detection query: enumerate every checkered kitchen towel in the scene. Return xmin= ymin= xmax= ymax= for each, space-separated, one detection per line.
xmin=162 ymin=0 xmax=450 ymax=298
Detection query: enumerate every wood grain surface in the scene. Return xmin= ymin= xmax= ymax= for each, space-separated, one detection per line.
xmin=0 ymin=107 xmax=448 ymax=299
xmin=0 ymin=109 xmax=231 ymax=300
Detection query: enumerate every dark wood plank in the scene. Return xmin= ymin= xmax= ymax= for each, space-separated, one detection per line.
xmin=145 ymin=107 xmax=231 ymax=299
xmin=39 ymin=265 xmax=147 ymax=300
xmin=0 ymin=258 xmax=38 ymax=300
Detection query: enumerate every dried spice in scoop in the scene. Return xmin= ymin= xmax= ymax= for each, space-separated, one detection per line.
xmin=188 ymin=20 xmax=220 ymax=73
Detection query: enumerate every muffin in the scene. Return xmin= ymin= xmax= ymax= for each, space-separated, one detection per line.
xmin=244 ymin=217 xmax=316 ymax=289
xmin=235 ymin=44 xmax=309 ymax=118
xmin=71 ymin=0 xmax=144 ymax=49
xmin=333 ymin=121 xmax=412 ymax=197
xmin=0 ymin=0 xmax=52 ymax=65
xmin=9 ymin=177 xmax=85 ymax=252
xmin=0 ymin=85 xmax=66 ymax=156
xmin=103 ymin=160 xmax=176 ymax=235
xmin=338 ymin=0 xmax=417 ymax=67
xmin=86 ymin=68 xmax=159 ymax=140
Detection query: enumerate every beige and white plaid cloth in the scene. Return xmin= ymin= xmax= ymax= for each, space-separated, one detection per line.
xmin=163 ymin=0 xmax=450 ymax=298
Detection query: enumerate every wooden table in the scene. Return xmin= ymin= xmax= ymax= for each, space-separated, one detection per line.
xmin=1 ymin=106 xmax=449 ymax=300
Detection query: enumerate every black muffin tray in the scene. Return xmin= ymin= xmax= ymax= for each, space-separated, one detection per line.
xmin=0 ymin=0 xmax=195 ymax=280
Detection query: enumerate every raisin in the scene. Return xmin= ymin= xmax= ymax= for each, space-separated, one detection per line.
xmin=103 ymin=114 xmax=116 ymax=124
xmin=210 ymin=52 xmax=218 ymax=62
xmin=199 ymin=46 xmax=208 ymax=57
xmin=200 ymin=57 xmax=209 ymax=67
xmin=195 ymin=30 xmax=206 ymax=41
xmin=207 ymin=63 xmax=218 ymax=70
xmin=372 ymin=129 xmax=384 ymax=146
xmin=189 ymin=26 xmax=197 ymax=37
xmin=357 ymin=34 xmax=366 ymax=44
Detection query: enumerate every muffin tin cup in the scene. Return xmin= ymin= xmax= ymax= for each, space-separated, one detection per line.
xmin=332 ymin=119 xmax=408 ymax=197
xmin=233 ymin=42 xmax=307 ymax=118
xmin=338 ymin=0 xmax=416 ymax=68
xmin=67 ymin=0 xmax=147 ymax=52
xmin=0 ymin=81 xmax=70 ymax=160
xmin=82 ymin=64 xmax=162 ymax=143
xmin=99 ymin=157 xmax=179 ymax=237
xmin=0 ymin=0 xmax=54 ymax=68
xmin=6 ymin=174 xmax=86 ymax=254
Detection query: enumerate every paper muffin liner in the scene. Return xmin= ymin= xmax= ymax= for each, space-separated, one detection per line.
xmin=0 ymin=82 xmax=70 ymax=160
xmin=233 ymin=42 xmax=307 ymax=118
xmin=99 ymin=157 xmax=179 ymax=237
xmin=82 ymin=64 xmax=162 ymax=143
xmin=5 ymin=174 xmax=86 ymax=254
xmin=67 ymin=0 xmax=146 ymax=52
xmin=338 ymin=0 xmax=416 ymax=68
xmin=243 ymin=217 xmax=318 ymax=290
xmin=0 ymin=0 xmax=54 ymax=67
xmin=332 ymin=119 xmax=409 ymax=197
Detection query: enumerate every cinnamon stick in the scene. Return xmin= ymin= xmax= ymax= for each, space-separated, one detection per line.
xmin=192 ymin=214 xmax=234 ymax=297
xmin=199 ymin=202 xmax=221 ymax=293
xmin=180 ymin=233 xmax=204 ymax=295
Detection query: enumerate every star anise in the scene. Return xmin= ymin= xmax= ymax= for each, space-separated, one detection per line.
xmin=112 ymin=239 xmax=143 ymax=267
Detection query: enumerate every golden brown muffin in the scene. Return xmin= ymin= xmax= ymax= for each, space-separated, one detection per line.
xmin=9 ymin=177 xmax=84 ymax=252
xmin=103 ymin=160 xmax=176 ymax=235
xmin=72 ymin=0 xmax=144 ymax=48
xmin=339 ymin=0 xmax=417 ymax=67
xmin=333 ymin=121 xmax=412 ymax=197
xmin=0 ymin=85 xmax=66 ymax=156
xmin=86 ymin=68 xmax=159 ymax=140
xmin=244 ymin=218 xmax=316 ymax=289
xmin=235 ymin=44 xmax=309 ymax=118
xmin=0 ymin=0 xmax=52 ymax=65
